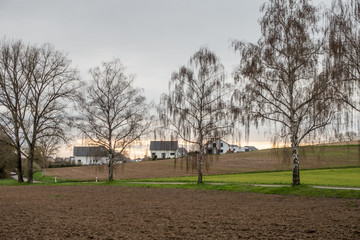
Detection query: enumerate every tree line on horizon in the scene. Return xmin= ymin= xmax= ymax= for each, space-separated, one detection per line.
xmin=0 ymin=0 xmax=359 ymax=185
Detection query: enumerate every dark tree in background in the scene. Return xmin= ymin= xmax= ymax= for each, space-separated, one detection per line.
xmin=0 ymin=132 xmax=17 ymax=179
xmin=74 ymin=59 xmax=151 ymax=181
xmin=34 ymin=136 xmax=60 ymax=177
xmin=160 ymin=47 xmax=233 ymax=183
xmin=232 ymin=0 xmax=336 ymax=186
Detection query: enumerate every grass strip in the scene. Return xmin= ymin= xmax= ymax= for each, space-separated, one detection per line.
xmin=119 ymin=182 xmax=360 ymax=199
xmin=1 ymin=177 xmax=359 ymax=199
xmin=130 ymin=167 xmax=360 ymax=187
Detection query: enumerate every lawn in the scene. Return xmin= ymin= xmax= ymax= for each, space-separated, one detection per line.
xmin=1 ymin=167 xmax=360 ymax=199
xmin=130 ymin=167 xmax=360 ymax=187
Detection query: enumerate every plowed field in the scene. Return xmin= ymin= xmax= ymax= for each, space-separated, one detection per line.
xmin=1 ymin=186 xmax=359 ymax=239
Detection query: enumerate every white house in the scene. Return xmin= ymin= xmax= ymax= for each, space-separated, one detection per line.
xmin=206 ymin=139 xmax=230 ymax=154
xmin=73 ymin=146 xmax=109 ymax=165
xmin=150 ymin=141 xmax=178 ymax=159
xmin=206 ymin=140 xmax=258 ymax=154
xmin=149 ymin=141 xmax=188 ymax=159
xmin=229 ymin=144 xmax=242 ymax=153
xmin=177 ymin=147 xmax=188 ymax=158
xmin=245 ymin=146 xmax=259 ymax=152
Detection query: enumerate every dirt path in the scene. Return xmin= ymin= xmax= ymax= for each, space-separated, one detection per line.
xmin=10 ymin=175 xmax=40 ymax=183
xmin=0 ymin=185 xmax=359 ymax=239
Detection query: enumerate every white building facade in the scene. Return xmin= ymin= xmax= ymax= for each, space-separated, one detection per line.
xmin=206 ymin=139 xmax=230 ymax=154
xmin=73 ymin=146 xmax=109 ymax=165
xmin=150 ymin=141 xmax=179 ymax=159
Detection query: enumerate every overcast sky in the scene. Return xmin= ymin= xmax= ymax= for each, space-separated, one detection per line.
xmin=0 ymin=0 xmax=266 ymax=100
xmin=0 ymin=0 xmax=329 ymax=156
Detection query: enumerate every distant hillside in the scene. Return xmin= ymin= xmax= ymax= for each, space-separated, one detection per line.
xmin=314 ymin=141 xmax=360 ymax=146
xmin=45 ymin=144 xmax=360 ymax=181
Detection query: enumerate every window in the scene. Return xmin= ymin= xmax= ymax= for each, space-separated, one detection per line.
xmin=213 ymin=143 xmax=216 ymax=148
xmin=77 ymin=160 xmax=81 ymax=163
xmin=221 ymin=143 xmax=223 ymax=147
xmin=170 ymin=153 xmax=175 ymax=156
xmin=220 ymin=150 xmax=223 ymax=153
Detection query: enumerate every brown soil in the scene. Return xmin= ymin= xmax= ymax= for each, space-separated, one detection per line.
xmin=1 ymin=186 xmax=359 ymax=239
xmin=45 ymin=146 xmax=360 ymax=181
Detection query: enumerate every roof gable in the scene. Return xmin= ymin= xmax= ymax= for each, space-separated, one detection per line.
xmin=73 ymin=146 xmax=108 ymax=157
xmin=150 ymin=141 xmax=178 ymax=151
xmin=245 ymin=146 xmax=258 ymax=151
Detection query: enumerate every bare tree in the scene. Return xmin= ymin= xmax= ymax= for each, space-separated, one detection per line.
xmin=18 ymin=43 xmax=78 ymax=183
xmin=0 ymin=39 xmax=28 ymax=182
xmin=0 ymin=40 xmax=79 ymax=183
xmin=159 ymin=47 xmax=233 ymax=183
xmin=232 ymin=0 xmax=336 ymax=186
xmin=74 ymin=59 xmax=151 ymax=181
xmin=34 ymin=136 xmax=60 ymax=177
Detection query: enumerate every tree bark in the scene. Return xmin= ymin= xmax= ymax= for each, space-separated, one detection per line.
xmin=27 ymin=145 xmax=34 ymax=183
xmin=197 ymin=144 xmax=204 ymax=184
xmin=16 ymin=149 xmax=23 ymax=183
xmin=291 ymin=135 xmax=300 ymax=186
xmin=108 ymin=152 xmax=113 ymax=182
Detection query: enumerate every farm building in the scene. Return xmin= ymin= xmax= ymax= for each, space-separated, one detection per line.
xmin=206 ymin=139 xmax=230 ymax=154
xmin=207 ymin=139 xmax=257 ymax=154
xmin=178 ymin=147 xmax=188 ymax=157
xmin=149 ymin=141 xmax=188 ymax=159
xmin=245 ymin=146 xmax=258 ymax=152
xmin=73 ymin=146 xmax=109 ymax=165
xmin=229 ymin=144 xmax=243 ymax=153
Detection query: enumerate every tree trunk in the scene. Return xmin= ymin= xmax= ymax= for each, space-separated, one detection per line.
xmin=27 ymin=146 xmax=34 ymax=183
xmin=108 ymin=152 xmax=113 ymax=181
xmin=16 ymin=149 xmax=23 ymax=183
xmin=291 ymin=136 xmax=300 ymax=186
xmin=42 ymin=154 xmax=46 ymax=177
xmin=197 ymin=144 xmax=204 ymax=184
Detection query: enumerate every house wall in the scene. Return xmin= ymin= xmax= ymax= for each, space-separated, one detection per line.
xmin=206 ymin=139 xmax=230 ymax=154
xmin=74 ymin=156 xmax=109 ymax=165
xmin=230 ymin=146 xmax=242 ymax=153
xmin=151 ymin=150 xmax=178 ymax=159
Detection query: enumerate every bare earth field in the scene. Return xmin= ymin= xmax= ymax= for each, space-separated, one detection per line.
xmin=45 ymin=145 xmax=360 ymax=181
xmin=1 ymin=186 xmax=359 ymax=239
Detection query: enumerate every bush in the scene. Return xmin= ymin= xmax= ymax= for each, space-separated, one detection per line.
xmin=0 ymin=164 xmax=9 ymax=179
xmin=21 ymin=160 xmax=42 ymax=177
xmin=0 ymin=143 xmax=17 ymax=179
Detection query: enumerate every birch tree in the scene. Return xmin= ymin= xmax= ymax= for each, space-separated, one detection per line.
xmin=75 ymin=59 xmax=150 ymax=181
xmin=160 ymin=47 xmax=233 ymax=184
xmin=327 ymin=0 xmax=360 ymax=112
xmin=232 ymin=0 xmax=336 ymax=186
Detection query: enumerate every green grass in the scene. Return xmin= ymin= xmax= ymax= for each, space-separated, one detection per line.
xmin=0 ymin=178 xmax=21 ymax=185
xmin=111 ymin=181 xmax=360 ymax=199
xmin=2 ymin=166 xmax=360 ymax=199
xmin=33 ymin=172 xmax=97 ymax=183
xmin=128 ymin=167 xmax=360 ymax=187
xmin=33 ymin=172 xmax=56 ymax=182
